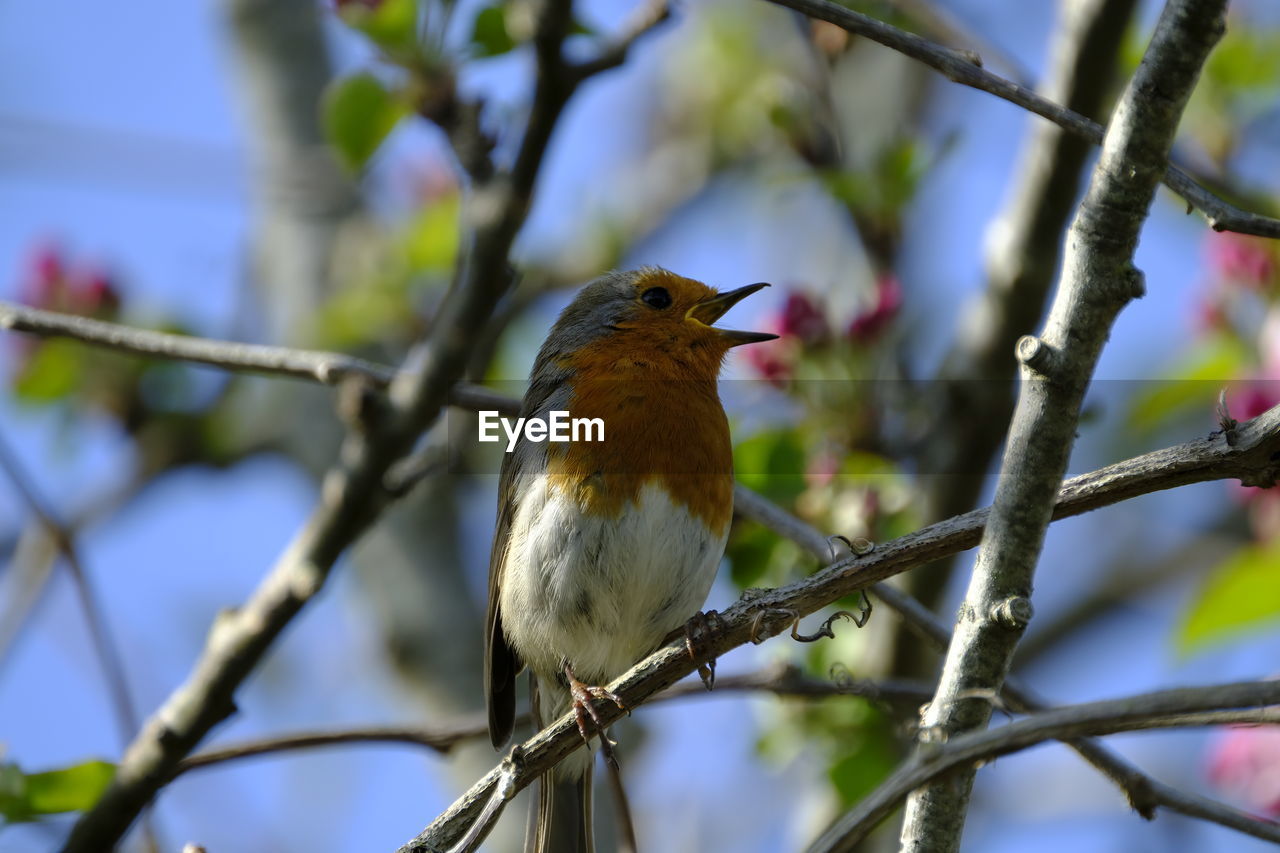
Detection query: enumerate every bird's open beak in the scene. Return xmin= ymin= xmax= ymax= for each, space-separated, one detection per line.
xmin=686 ymin=282 xmax=779 ymax=346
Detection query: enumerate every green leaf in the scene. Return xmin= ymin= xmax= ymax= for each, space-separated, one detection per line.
xmin=322 ymin=72 xmax=408 ymax=171
xmin=733 ymin=430 xmax=807 ymax=505
xmin=13 ymin=339 xmax=83 ymax=402
xmin=471 ymin=4 xmax=516 ymax=57
xmin=339 ymin=0 xmax=419 ymax=54
xmin=1178 ymin=539 xmax=1280 ymax=655
xmin=726 ymin=523 xmax=780 ymax=588
xmin=1127 ymin=334 xmax=1250 ymax=433
xmin=25 ymin=761 xmax=115 ymax=815
xmin=404 ymin=193 xmax=460 ymax=271
xmin=827 ymin=714 xmax=898 ymax=807
xmin=0 ymin=760 xmax=115 ymax=823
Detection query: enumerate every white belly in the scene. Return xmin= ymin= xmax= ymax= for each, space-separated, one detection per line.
xmin=499 ymin=475 xmax=726 ymax=685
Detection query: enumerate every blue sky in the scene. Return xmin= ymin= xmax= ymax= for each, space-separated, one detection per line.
xmin=2 ymin=1 xmax=1278 ymax=851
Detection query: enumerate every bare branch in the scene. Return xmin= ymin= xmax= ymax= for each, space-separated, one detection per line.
xmin=397 ymin=399 xmax=1280 ymax=851
xmin=0 ymin=301 xmax=395 ymax=388
xmin=808 ymin=681 xmax=1280 ymax=851
xmin=0 ymin=430 xmax=139 ymax=748
xmin=169 ymin=663 xmax=926 ymax=781
xmin=176 ymin=723 xmax=487 ymax=777
xmin=761 ymin=0 xmax=1280 ymax=239
xmin=914 ymin=0 xmax=1138 ymax=620
xmin=899 ymin=3 xmax=1228 ymax=849
xmin=566 ymin=0 xmax=671 ymax=82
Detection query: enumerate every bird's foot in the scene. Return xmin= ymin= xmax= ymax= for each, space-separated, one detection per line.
xmin=683 ymin=609 xmax=722 ymax=690
xmin=564 ymin=662 xmax=628 ymax=745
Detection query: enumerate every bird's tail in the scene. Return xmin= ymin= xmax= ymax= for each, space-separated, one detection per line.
xmin=526 ymin=763 xmax=594 ymax=853
xmin=525 ymin=674 xmax=595 ymax=852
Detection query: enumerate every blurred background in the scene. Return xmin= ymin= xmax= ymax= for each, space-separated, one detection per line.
xmin=2 ymin=0 xmax=1280 ymax=850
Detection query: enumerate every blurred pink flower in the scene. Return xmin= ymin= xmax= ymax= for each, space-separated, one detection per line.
xmin=1208 ymin=724 xmax=1280 ymax=817
xmin=744 ymin=334 xmax=792 ymax=386
xmin=21 ymin=242 xmax=67 ymax=308
xmin=1208 ymin=232 xmax=1274 ymax=289
xmin=1234 ymin=383 xmax=1278 ymax=422
xmin=778 ymin=290 xmax=827 ymax=343
xmin=848 ymin=274 xmax=902 ymax=343
xmin=75 ymin=268 xmax=121 ymax=317
xmin=805 ymin=451 xmax=839 ymax=487
xmin=1193 ymin=297 xmax=1228 ymax=334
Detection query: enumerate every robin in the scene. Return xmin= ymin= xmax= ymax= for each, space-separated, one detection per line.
xmin=484 ymin=267 xmax=776 ymax=852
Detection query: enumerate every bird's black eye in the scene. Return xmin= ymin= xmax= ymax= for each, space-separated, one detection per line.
xmin=641 ymin=287 xmax=672 ymax=309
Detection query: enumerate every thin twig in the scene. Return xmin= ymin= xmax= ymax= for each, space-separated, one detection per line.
xmin=175 ymin=723 xmax=486 ymax=777
xmin=566 ymin=0 xmax=671 ymax=82
xmin=172 ymin=664 xmax=929 ymax=780
xmin=0 ymin=302 xmax=395 ymax=388
xmin=807 ymin=681 xmax=1280 ymax=852
xmin=761 ymin=0 xmax=1280 ymax=238
xmin=0 ymin=430 xmax=139 ymax=747
xmin=0 ymin=429 xmax=159 ymax=852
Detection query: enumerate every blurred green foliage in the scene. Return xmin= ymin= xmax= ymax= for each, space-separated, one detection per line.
xmin=1179 ymin=538 xmax=1280 ymax=655
xmin=0 ymin=760 xmax=115 ymax=824
xmin=322 ymin=72 xmax=409 ymax=172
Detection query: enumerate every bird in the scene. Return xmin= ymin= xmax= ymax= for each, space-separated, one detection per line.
xmin=484 ymin=267 xmax=776 ymax=852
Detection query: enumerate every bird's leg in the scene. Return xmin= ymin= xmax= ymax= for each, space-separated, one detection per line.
xmin=563 ymin=661 xmax=628 ymax=745
xmin=682 ymin=609 xmax=722 ymax=690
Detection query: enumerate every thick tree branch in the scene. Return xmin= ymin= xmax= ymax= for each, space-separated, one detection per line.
xmin=808 ymin=680 xmax=1280 ymax=851
xmin=397 ymin=399 xmax=1280 ymax=851
xmin=912 ymin=0 xmax=1138 ymax=630
xmin=760 ymin=0 xmax=1280 ymax=239
xmin=898 ymin=3 xmax=1228 ymax=849
xmin=57 ymin=0 xmax=594 ymax=848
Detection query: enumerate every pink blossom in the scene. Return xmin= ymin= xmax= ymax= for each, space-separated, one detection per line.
xmin=805 ymin=451 xmax=839 ymax=487
xmin=778 ymin=290 xmax=827 ymax=343
xmin=21 ymin=242 xmax=67 ymax=308
xmin=1193 ymin=297 xmax=1228 ymax=334
xmin=1208 ymin=725 xmax=1280 ymax=817
xmin=1208 ymin=232 xmax=1274 ymax=289
xmin=744 ymin=338 xmax=792 ymax=387
xmin=74 ymin=268 xmax=121 ymax=317
xmin=848 ymin=274 xmax=902 ymax=343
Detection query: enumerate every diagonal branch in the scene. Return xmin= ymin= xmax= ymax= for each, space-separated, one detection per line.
xmin=912 ymin=0 xmax=1138 ymax=630
xmin=732 ymin=486 xmax=1279 ymax=836
xmin=0 ymin=431 xmax=140 ymax=748
xmin=396 ymin=400 xmax=1280 ymax=851
xmin=56 ymin=0 xmax=607 ymax=848
xmin=172 ymin=664 xmax=931 ymax=779
xmin=898 ymin=2 xmax=1228 ymax=849
xmin=0 ymin=302 xmax=395 ymax=387
xmin=808 ymin=680 xmax=1280 ymax=851
xmin=759 ymin=0 xmax=1280 ymax=239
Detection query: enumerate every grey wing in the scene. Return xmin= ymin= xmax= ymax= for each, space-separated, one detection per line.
xmin=484 ymin=443 xmax=520 ymax=749
xmin=484 ymin=367 xmax=570 ymax=748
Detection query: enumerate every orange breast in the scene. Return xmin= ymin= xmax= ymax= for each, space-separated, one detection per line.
xmin=546 ymin=354 xmax=734 ymax=536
